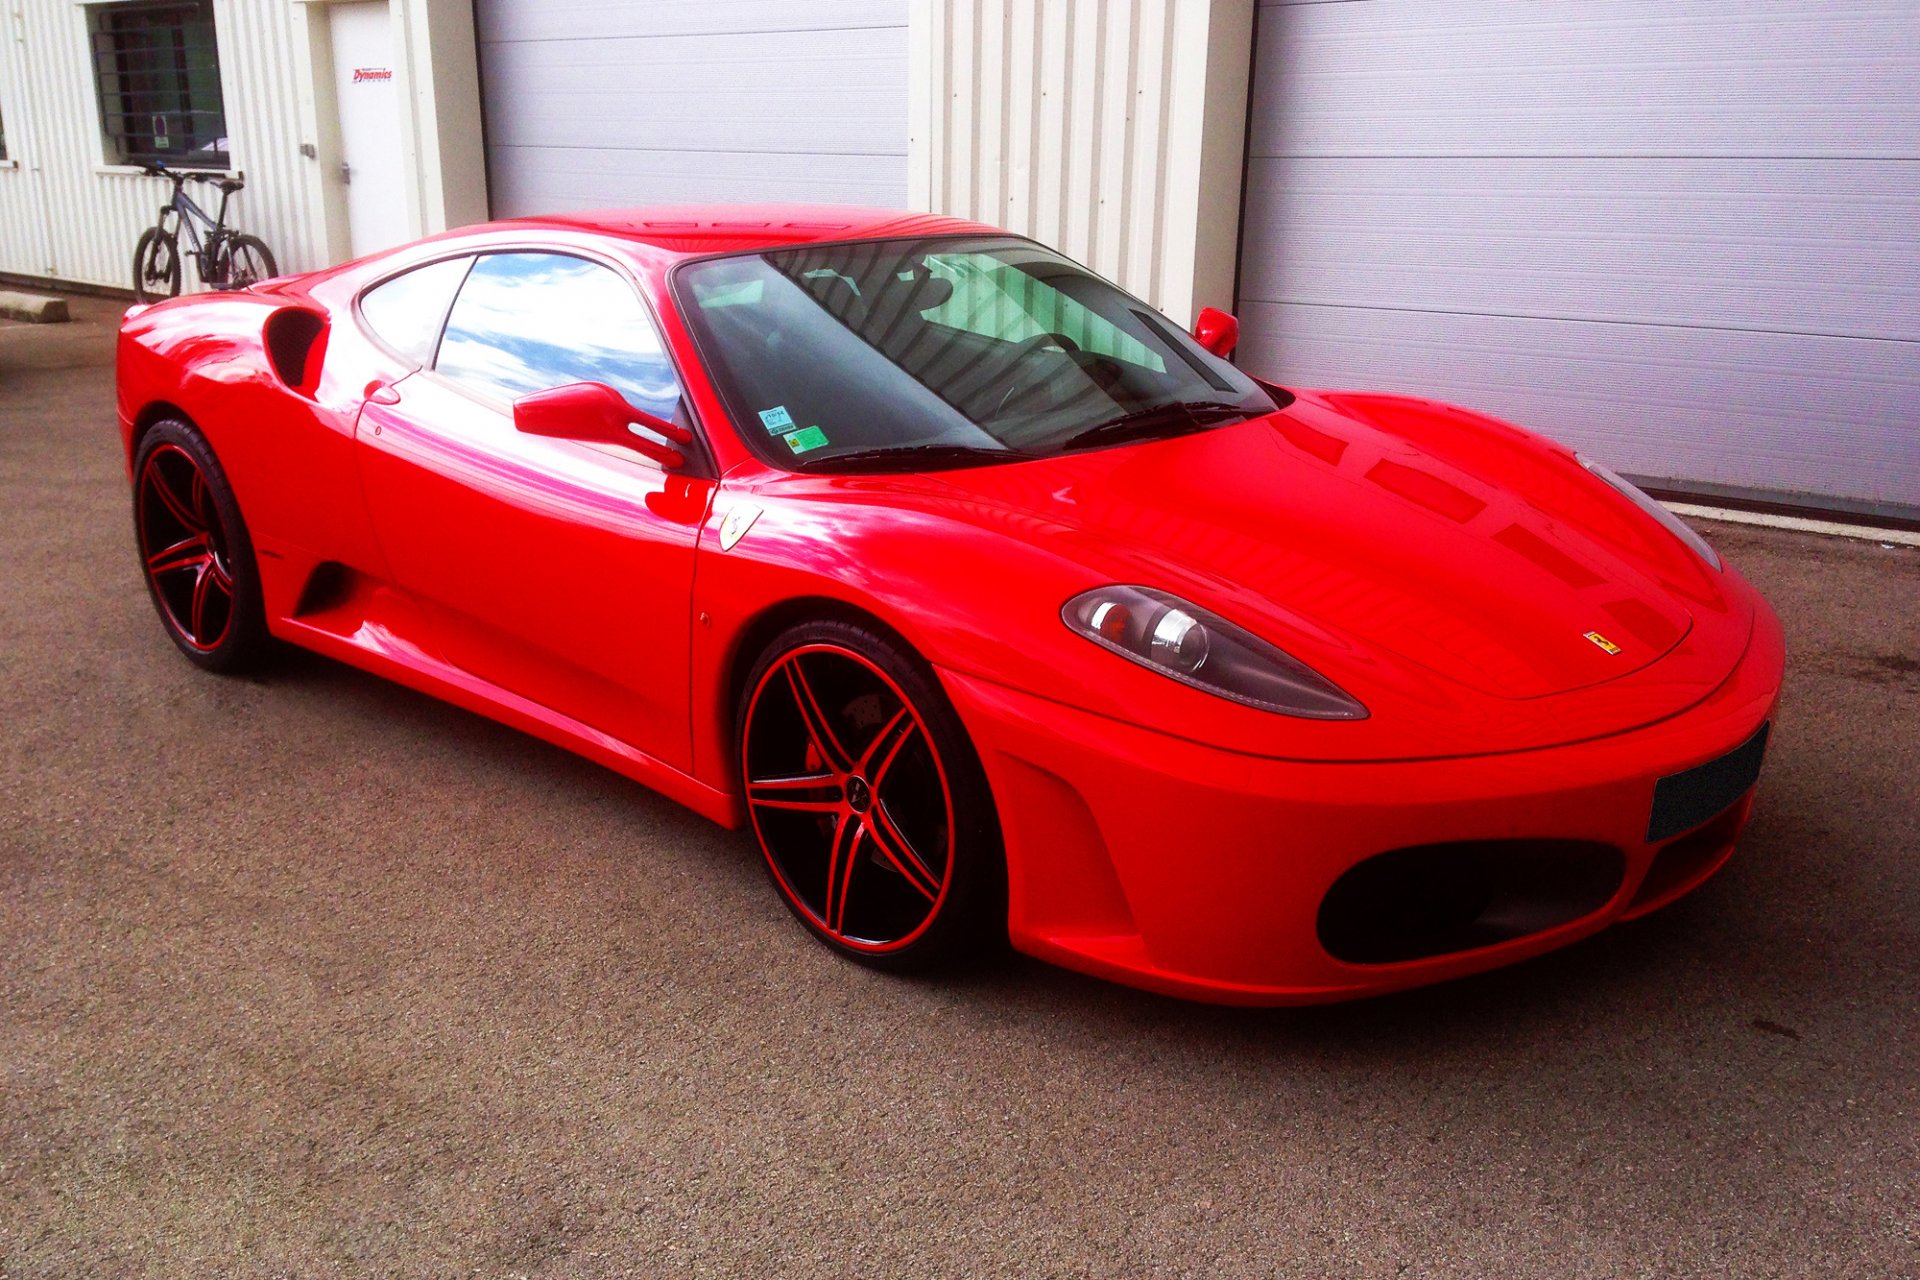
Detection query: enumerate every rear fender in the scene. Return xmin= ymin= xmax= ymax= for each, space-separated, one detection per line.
xmin=117 ymin=291 xmax=389 ymax=614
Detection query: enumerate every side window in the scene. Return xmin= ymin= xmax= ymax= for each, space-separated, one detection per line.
xmin=434 ymin=252 xmax=681 ymax=422
xmin=358 ymin=257 xmax=471 ymax=366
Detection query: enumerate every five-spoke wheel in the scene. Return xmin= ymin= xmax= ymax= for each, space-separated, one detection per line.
xmin=739 ymin=621 xmax=1001 ymax=966
xmin=138 ymin=443 xmax=235 ymax=651
xmin=133 ymin=420 xmax=266 ymax=671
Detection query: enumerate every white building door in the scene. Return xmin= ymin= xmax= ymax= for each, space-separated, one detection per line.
xmin=329 ymin=1 xmax=410 ymax=256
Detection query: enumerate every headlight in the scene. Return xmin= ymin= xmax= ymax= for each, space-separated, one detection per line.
xmin=1063 ymin=585 xmax=1368 ymax=720
xmin=1579 ymin=455 xmax=1722 ymax=571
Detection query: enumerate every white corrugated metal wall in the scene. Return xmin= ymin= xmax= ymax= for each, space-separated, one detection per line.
xmin=0 ymin=0 xmax=326 ymax=291
xmin=1237 ymin=0 xmax=1920 ymax=518
xmin=474 ymin=0 xmax=911 ymax=216
xmin=910 ymin=0 xmax=1253 ymax=328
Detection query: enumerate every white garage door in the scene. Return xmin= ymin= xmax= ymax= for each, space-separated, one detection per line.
xmin=1238 ymin=0 xmax=1920 ymax=519
xmin=474 ymin=1 xmax=909 ymax=215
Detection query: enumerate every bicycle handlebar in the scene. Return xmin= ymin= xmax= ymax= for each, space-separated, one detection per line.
xmin=138 ymin=161 xmax=242 ymax=190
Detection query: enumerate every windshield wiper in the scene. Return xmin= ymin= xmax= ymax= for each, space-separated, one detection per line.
xmin=1061 ymin=401 xmax=1253 ymax=452
xmin=800 ymin=443 xmax=1036 ymax=474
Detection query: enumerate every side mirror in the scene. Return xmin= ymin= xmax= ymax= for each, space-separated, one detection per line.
xmin=1192 ymin=306 xmax=1239 ymax=358
xmin=513 ymin=381 xmax=692 ymax=469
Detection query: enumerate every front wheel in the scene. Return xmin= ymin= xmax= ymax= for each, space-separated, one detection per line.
xmin=737 ymin=619 xmax=1005 ymax=970
xmin=220 ymin=233 xmax=278 ymax=289
xmin=132 ymin=227 xmax=181 ymax=302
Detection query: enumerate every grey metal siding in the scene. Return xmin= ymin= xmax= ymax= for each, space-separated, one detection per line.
xmin=474 ymin=0 xmax=909 ymax=215
xmin=1239 ymin=0 xmax=1920 ymax=516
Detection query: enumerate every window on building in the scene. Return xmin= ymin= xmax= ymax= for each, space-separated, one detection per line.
xmin=90 ymin=0 xmax=229 ymax=169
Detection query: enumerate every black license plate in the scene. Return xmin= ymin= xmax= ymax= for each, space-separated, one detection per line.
xmin=1647 ymin=721 xmax=1770 ymax=843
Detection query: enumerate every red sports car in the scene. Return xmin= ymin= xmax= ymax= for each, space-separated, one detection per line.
xmin=116 ymin=207 xmax=1783 ymax=1004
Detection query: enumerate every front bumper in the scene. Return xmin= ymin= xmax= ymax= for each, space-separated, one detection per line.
xmin=939 ymin=599 xmax=1785 ymax=1005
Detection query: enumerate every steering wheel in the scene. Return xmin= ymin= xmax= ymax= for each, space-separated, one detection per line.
xmin=993 ymin=332 xmax=1083 ymax=418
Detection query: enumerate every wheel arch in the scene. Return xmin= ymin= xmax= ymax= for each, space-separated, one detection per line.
xmin=722 ymin=595 xmax=920 ymax=753
xmin=130 ymin=399 xmax=194 ymax=455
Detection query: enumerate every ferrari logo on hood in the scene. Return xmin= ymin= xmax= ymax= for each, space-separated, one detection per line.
xmin=1583 ymin=630 xmax=1622 ymax=655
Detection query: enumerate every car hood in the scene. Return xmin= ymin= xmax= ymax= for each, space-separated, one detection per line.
xmin=921 ymin=390 xmax=1730 ymax=702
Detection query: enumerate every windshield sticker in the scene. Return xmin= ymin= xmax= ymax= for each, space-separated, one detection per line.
xmin=784 ymin=426 xmax=829 ymax=454
xmin=758 ymin=405 xmax=796 ymax=434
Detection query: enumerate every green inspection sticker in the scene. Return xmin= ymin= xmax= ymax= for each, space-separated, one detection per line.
xmin=784 ymin=426 xmax=829 ymax=454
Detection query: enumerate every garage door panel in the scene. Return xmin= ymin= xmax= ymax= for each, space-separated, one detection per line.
xmin=477 ymin=1 xmax=907 ymax=216
xmin=480 ymin=29 xmax=906 ymax=156
xmin=1242 ymin=0 xmax=1919 ymax=513
xmin=1251 ymin=0 xmax=1920 ymax=159
xmin=1241 ymin=301 xmax=1920 ymax=508
xmin=487 ymin=148 xmax=908 ymax=215
xmin=475 ymin=0 xmax=906 ymax=43
xmin=1240 ymin=156 xmax=1920 ymax=341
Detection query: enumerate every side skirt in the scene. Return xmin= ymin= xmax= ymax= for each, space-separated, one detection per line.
xmin=269 ymin=606 xmax=743 ymax=830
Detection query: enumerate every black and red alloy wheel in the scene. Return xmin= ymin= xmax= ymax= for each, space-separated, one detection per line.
xmin=741 ymin=639 xmax=965 ymax=956
xmin=137 ymin=442 xmax=237 ymax=653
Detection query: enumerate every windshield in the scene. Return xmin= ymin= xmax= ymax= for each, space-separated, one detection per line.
xmin=672 ymin=235 xmax=1284 ymax=472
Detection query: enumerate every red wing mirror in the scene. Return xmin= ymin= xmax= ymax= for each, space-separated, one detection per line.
xmin=512 ymin=381 xmax=692 ymax=469
xmin=1192 ymin=306 xmax=1239 ymax=358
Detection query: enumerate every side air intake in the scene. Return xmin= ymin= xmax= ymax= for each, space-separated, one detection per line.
xmin=263 ymin=306 xmax=329 ymax=395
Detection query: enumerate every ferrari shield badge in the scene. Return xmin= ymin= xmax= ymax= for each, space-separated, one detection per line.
xmin=1583 ymin=630 xmax=1622 ymax=655
xmin=719 ymin=503 xmax=762 ymax=552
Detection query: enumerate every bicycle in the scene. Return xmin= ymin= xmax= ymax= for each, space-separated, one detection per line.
xmin=132 ymin=161 xmax=279 ymax=303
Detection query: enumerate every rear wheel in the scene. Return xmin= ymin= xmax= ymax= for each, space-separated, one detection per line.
xmin=738 ymin=619 xmax=1004 ymax=970
xmin=221 ymin=233 xmax=277 ymax=289
xmin=132 ymin=228 xmax=181 ymax=302
xmin=133 ymin=420 xmax=268 ymax=672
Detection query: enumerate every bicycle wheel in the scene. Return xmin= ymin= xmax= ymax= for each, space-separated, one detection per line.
xmin=222 ymin=234 xmax=278 ymax=289
xmin=133 ymin=227 xmax=182 ymax=302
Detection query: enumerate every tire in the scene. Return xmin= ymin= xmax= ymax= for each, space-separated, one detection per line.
xmin=132 ymin=227 xmax=182 ymax=302
xmin=737 ymin=617 xmax=1005 ymax=971
xmin=132 ymin=419 xmax=269 ymax=673
xmin=221 ymin=233 xmax=278 ymax=289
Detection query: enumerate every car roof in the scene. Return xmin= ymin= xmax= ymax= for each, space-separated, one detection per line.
xmin=492 ymin=205 xmax=1004 ymax=256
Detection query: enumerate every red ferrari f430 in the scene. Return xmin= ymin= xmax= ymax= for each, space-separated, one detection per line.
xmin=116 ymin=207 xmax=1783 ymax=1004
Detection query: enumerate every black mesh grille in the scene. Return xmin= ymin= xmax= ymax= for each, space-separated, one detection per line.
xmin=1647 ymin=721 xmax=1770 ymax=843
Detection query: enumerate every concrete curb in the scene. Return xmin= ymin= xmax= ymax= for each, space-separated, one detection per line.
xmin=1666 ymin=501 xmax=1920 ymax=549
xmin=0 ymin=289 xmax=71 ymax=323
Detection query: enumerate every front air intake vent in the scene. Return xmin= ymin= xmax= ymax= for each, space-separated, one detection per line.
xmin=1317 ymin=839 xmax=1626 ymax=966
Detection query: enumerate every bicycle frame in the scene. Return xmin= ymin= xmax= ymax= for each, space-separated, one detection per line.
xmin=154 ymin=179 xmax=235 ymax=283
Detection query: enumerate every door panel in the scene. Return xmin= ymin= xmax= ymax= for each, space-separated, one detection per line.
xmin=356 ymin=374 xmax=713 ymax=769
xmin=352 ymin=249 xmax=715 ymax=768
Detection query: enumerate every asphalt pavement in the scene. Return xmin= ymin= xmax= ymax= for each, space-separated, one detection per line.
xmin=2 ymin=295 xmax=1916 ymax=1278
